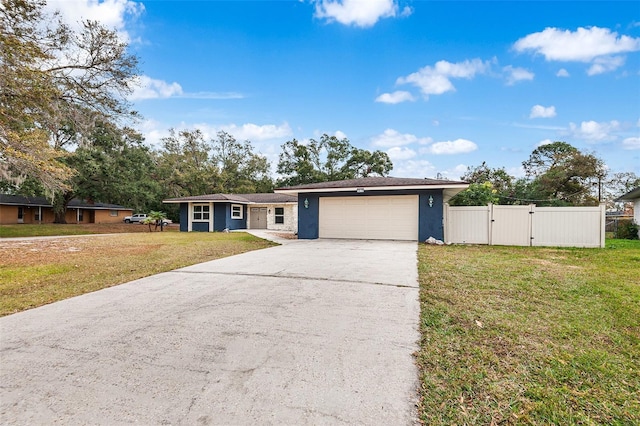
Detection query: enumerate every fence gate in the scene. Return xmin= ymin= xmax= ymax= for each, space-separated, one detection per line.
xmin=490 ymin=205 xmax=534 ymax=246
xmin=444 ymin=203 xmax=605 ymax=248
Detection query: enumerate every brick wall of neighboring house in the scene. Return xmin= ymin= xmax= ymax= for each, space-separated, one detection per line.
xmin=0 ymin=204 xmax=132 ymax=224
xmin=0 ymin=205 xmax=55 ymax=224
xmin=94 ymin=209 xmax=133 ymax=224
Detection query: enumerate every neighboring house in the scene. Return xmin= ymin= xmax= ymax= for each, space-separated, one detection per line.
xmin=163 ymin=193 xmax=298 ymax=233
xmin=615 ymin=187 xmax=640 ymax=237
xmin=274 ymin=177 xmax=468 ymax=241
xmin=0 ymin=194 xmax=133 ymax=225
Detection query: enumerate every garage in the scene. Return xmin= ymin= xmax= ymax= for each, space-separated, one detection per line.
xmin=319 ymin=195 xmax=419 ymax=240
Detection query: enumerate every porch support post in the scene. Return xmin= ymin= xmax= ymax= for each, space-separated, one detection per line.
xmin=209 ymin=202 xmax=214 ymax=232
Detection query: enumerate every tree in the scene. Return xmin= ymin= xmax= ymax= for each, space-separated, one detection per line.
xmin=603 ymin=172 xmax=640 ymax=211
xmin=277 ymin=134 xmax=393 ymax=186
xmin=69 ymin=122 xmax=161 ymax=213
xmin=1 ymin=0 xmax=139 ymax=219
xmin=460 ymin=162 xmax=514 ymax=196
xmin=522 ymin=142 xmax=605 ymax=206
xmin=449 ymin=182 xmax=500 ymax=206
xmin=156 ymin=129 xmax=220 ymax=198
xmin=142 ymin=211 xmax=168 ymax=232
xmin=210 ymin=131 xmax=273 ymax=193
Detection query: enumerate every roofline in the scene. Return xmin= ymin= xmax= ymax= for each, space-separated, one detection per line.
xmin=615 ymin=187 xmax=640 ymax=202
xmin=274 ymin=183 xmax=469 ymax=195
xmin=0 ymin=201 xmax=131 ymax=210
xmin=0 ymin=201 xmax=51 ymax=208
xmin=162 ymin=199 xmax=297 ymax=205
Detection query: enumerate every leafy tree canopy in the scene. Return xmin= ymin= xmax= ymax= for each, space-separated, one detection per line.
xmin=276 ymin=134 xmax=393 ymax=187
xmin=0 ymin=0 xmax=139 ymax=194
xmin=522 ymin=141 xmax=605 ymax=206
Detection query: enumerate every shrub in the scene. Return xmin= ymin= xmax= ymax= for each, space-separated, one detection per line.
xmin=615 ymin=220 xmax=639 ymax=240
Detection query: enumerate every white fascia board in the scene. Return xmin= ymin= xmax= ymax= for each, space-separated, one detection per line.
xmin=275 ymin=184 xmax=469 ymax=195
xmin=163 ymin=200 xmax=251 ymax=205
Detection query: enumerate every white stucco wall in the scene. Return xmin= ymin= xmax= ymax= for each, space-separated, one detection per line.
xmin=267 ymin=204 xmax=297 ymax=232
xmin=248 ymin=203 xmax=298 ymax=233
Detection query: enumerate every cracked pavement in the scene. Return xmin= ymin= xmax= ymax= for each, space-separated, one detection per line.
xmin=1 ymin=239 xmax=419 ymax=425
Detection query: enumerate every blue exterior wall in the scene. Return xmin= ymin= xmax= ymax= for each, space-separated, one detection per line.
xmin=176 ymin=202 xmax=246 ymax=232
xmin=179 ymin=204 xmax=188 ymax=232
xmin=419 ymin=191 xmax=444 ymax=241
xmin=213 ymin=204 xmax=226 ymax=231
xmin=297 ymin=194 xmax=320 ymax=239
xmin=296 ymin=189 xmax=444 ymax=240
xmin=226 ymin=204 xmax=247 ymax=230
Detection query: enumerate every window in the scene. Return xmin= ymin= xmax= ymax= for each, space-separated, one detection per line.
xmin=275 ymin=207 xmax=284 ymax=224
xmin=231 ymin=204 xmax=243 ymax=219
xmin=193 ymin=204 xmax=210 ymax=221
xmin=34 ymin=211 xmax=41 ymax=221
xmin=110 ymin=210 xmax=118 ymax=217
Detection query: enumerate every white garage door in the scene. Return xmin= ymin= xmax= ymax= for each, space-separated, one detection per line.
xmin=319 ymin=195 xmax=419 ymax=240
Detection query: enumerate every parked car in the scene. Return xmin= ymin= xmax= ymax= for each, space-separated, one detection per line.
xmin=123 ymin=213 xmax=147 ymax=223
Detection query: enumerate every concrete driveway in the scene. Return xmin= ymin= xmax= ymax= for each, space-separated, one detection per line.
xmin=0 ymin=238 xmax=419 ymax=425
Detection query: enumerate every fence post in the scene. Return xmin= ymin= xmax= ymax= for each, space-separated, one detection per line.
xmin=600 ymin=203 xmax=606 ymax=248
xmin=488 ymin=203 xmax=493 ymax=246
xmin=443 ymin=203 xmax=450 ymax=244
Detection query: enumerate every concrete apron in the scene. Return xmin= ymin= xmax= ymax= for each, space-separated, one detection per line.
xmin=0 ymin=239 xmax=420 ymax=425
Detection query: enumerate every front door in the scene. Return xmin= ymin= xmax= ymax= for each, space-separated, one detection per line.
xmin=17 ymin=207 xmax=24 ymax=224
xmin=250 ymin=207 xmax=267 ymax=229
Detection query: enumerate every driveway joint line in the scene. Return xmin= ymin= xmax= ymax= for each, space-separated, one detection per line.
xmin=170 ymin=270 xmax=417 ymax=289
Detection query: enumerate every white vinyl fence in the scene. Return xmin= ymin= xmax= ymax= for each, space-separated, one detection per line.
xmin=444 ymin=204 xmax=605 ymax=248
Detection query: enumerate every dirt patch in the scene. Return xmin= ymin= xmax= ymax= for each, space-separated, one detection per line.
xmin=268 ymin=232 xmax=297 ymax=240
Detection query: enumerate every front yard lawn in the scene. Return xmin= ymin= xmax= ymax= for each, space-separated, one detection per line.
xmin=0 ymin=232 xmax=274 ymax=316
xmin=0 ymin=223 xmax=177 ymax=238
xmin=417 ymin=239 xmax=639 ymax=425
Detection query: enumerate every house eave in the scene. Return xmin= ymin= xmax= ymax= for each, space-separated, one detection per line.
xmin=275 ymin=183 xmax=469 ymax=196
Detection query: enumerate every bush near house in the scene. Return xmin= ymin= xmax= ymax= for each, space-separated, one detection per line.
xmin=614 ymin=219 xmax=639 ymax=240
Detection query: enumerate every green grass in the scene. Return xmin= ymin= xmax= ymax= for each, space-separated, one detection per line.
xmin=0 ymin=223 xmax=176 ymax=237
xmin=417 ymin=239 xmax=640 ymax=425
xmin=0 ymin=232 xmax=274 ymax=316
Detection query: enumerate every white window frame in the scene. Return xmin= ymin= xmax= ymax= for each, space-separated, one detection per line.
xmin=193 ymin=204 xmax=210 ymax=221
xmin=231 ymin=204 xmax=243 ymax=219
xmin=274 ymin=207 xmax=285 ymax=224
xmin=110 ymin=210 xmax=118 ymax=217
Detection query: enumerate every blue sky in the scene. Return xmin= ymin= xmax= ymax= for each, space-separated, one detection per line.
xmin=49 ymin=0 xmax=640 ymax=179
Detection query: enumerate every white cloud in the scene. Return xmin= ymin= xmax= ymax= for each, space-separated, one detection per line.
xmin=556 ymin=68 xmax=570 ymax=77
xmin=503 ymin=65 xmax=534 ymax=85
xmin=137 ymin=119 xmax=170 ymax=148
xmin=371 ymin=128 xmax=431 ymax=147
xmin=386 ymin=146 xmax=417 ymax=161
xmin=536 ymin=138 xmax=554 ymax=147
xmin=587 ymin=56 xmax=626 ymax=75
xmin=622 ymin=137 xmax=640 ymax=150
xmin=514 ymin=26 xmax=639 ymax=75
xmin=334 ymin=130 xmax=348 ymax=139
xmin=397 ymin=59 xmax=491 ymax=97
xmin=529 ymin=105 xmax=557 ymax=119
xmin=375 ymin=91 xmax=415 ymax=104
xmin=219 ymin=123 xmax=293 ymax=141
xmin=514 ymin=26 xmax=640 ymax=62
xmin=313 ymin=0 xmax=410 ymax=28
xmin=129 ymin=75 xmax=245 ymax=101
xmin=46 ymin=0 xmax=144 ymax=42
xmin=129 ymin=76 xmax=183 ymax=100
xmin=422 ymin=139 xmax=478 ymax=155
xmin=568 ymin=120 xmax=620 ymax=142
xmin=389 ymin=159 xmax=436 ymax=178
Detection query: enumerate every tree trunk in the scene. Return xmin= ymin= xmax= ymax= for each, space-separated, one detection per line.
xmin=52 ymin=192 xmax=74 ymax=224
